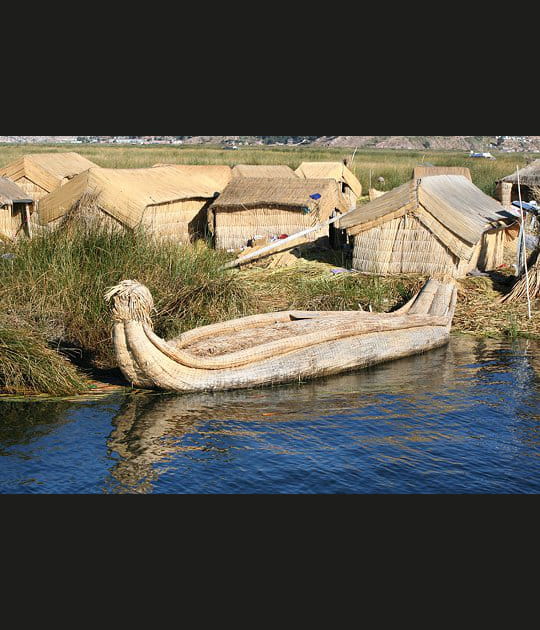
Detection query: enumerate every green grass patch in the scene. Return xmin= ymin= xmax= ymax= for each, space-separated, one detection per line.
xmin=0 ymin=316 xmax=88 ymax=396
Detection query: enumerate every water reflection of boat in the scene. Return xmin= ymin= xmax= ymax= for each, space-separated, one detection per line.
xmin=102 ymin=335 xmax=540 ymax=493
xmin=105 ymin=277 xmax=457 ymax=393
xmin=101 ymin=339 xmax=472 ymax=492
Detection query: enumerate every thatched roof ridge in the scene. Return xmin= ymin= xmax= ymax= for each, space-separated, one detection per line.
xmin=21 ymin=152 xmax=97 ymax=179
xmin=0 ymin=152 xmax=98 ymax=198
xmin=295 ymin=162 xmax=363 ymax=197
xmin=501 ymin=160 xmax=540 ymax=186
xmin=0 ymin=152 xmax=97 ymax=182
xmin=0 ymin=177 xmax=33 ymax=206
xmin=210 ymin=177 xmax=346 ymax=211
xmin=38 ymin=166 xmax=224 ymax=227
xmin=338 ymin=181 xmax=415 ymax=230
xmin=419 ymin=175 xmax=510 ymax=244
xmin=413 ymin=166 xmax=472 ymax=181
xmin=231 ymin=164 xmax=297 ymax=179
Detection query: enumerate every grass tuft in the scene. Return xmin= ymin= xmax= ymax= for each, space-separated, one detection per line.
xmin=0 ymin=316 xmax=88 ymax=395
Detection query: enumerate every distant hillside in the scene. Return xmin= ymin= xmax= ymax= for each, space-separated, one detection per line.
xmin=179 ymin=136 xmax=540 ymax=152
xmin=311 ymin=136 xmax=508 ymax=151
xmin=2 ymin=135 xmax=539 ymax=152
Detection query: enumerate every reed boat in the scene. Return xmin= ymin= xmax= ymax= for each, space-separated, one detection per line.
xmin=105 ymin=277 xmax=458 ymax=393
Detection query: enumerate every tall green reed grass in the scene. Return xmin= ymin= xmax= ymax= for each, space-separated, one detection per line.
xmin=0 ymin=226 xmax=251 ymax=369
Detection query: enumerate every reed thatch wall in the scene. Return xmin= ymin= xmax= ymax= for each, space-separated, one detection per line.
xmin=209 ymin=177 xmax=348 ymax=250
xmin=141 ymin=198 xmax=213 ymax=241
xmin=495 ymin=181 xmax=514 ymax=208
xmin=6 ymin=176 xmax=48 ymax=200
xmin=351 ymin=215 xmax=506 ymax=278
xmin=0 ymin=206 xmax=23 ymax=240
xmin=352 ymin=215 xmax=461 ymax=276
xmin=214 ymin=206 xmax=329 ymax=250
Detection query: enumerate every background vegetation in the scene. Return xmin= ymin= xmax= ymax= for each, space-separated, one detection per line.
xmin=0 ymin=143 xmax=532 ymax=196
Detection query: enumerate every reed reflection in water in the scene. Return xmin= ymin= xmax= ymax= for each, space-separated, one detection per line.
xmin=100 ymin=337 xmax=540 ymax=494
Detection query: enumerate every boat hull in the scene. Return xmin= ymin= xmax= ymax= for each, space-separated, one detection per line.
xmin=107 ymin=277 xmax=457 ymax=393
xmin=114 ymin=320 xmax=451 ymax=392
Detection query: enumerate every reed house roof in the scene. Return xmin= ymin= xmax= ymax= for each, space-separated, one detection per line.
xmin=0 ymin=152 xmax=98 ymax=193
xmin=295 ymin=162 xmax=363 ymax=198
xmin=0 ymin=177 xmax=33 ymax=206
xmin=152 ymin=164 xmax=232 ymax=191
xmin=38 ymin=166 xmax=224 ymax=228
xmin=412 ymin=166 xmax=472 ymax=181
xmin=338 ymin=174 xmax=513 ymax=261
xmin=500 ymin=160 xmax=540 ymax=187
xmin=231 ymin=164 xmax=298 ymax=179
xmin=210 ymin=177 xmax=349 ymax=215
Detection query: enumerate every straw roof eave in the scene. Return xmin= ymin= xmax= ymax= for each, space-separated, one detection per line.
xmin=338 ymin=180 xmax=415 ymax=231
xmin=211 ymin=177 xmax=347 ymax=211
xmin=0 ymin=177 xmax=34 ymax=205
xmin=501 ymin=160 xmax=540 ymax=186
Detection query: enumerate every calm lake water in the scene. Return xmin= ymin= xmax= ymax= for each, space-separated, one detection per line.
xmin=1 ymin=337 xmax=540 ymax=494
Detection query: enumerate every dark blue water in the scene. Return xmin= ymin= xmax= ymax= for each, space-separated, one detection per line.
xmin=1 ymin=337 xmax=540 ymax=494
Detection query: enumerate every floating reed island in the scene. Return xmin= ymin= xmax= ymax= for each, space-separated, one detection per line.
xmin=1 ymin=147 xmax=539 ymax=398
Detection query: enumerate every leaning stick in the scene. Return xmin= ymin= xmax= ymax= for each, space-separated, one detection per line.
xmin=517 ymin=166 xmax=532 ymax=319
xmin=220 ymin=208 xmax=355 ymax=270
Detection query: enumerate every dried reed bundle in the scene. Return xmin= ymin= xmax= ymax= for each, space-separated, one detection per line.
xmin=106 ymin=277 xmax=457 ymax=393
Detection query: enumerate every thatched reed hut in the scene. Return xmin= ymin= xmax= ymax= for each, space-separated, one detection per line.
xmin=495 ymin=160 xmax=540 ymax=208
xmin=295 ymin=162 xmax=363 ymax=209
xmin=0 ymin=177 xmax=34 ymax=241
xmin=208 ymin=177 xmax=349 ymax=250
xmin=36 ymin=166 xmax=224 ymax=241
xmin=0 ymin=152 xmax=97 ymax=201
xmin=338 ymin=174 xmax=516 ymax=278
xmin=231 ymin=164 xmax=297 ymax=179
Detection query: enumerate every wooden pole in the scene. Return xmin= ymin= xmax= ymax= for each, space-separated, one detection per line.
xmin=516 ymin=166 xmax=532 ymax=319
xmin=24 ymin=204 xmax=33 ymax=238
xmin=220 ymin=209 xmax=355 ymax=270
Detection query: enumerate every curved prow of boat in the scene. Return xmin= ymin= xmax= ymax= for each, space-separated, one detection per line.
xmin=105 ymin=276 xmax=458 ymax=393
